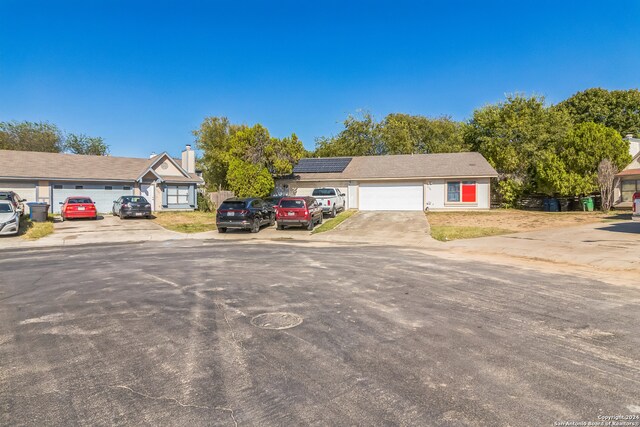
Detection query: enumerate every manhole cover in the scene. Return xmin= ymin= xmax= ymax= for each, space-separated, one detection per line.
xmin=250 ymin=312 xmax=303 ymax=330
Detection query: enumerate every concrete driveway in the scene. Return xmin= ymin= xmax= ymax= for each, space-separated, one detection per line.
xmin=315 ymin=211 xmax=435 ymax=246
xmin=46 ymin=214 xmax=177 ymax=245
xmin=1 ymin=241 xmax=638 ymax=425
xmin=447 ymin=219 xmax=640 ymax=274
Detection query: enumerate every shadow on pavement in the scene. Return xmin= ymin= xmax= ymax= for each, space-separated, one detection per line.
xmin=598 ymin=221 xmax=640 ymax=234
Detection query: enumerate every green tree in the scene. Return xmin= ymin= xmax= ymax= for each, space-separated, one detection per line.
xmin=226 ymin=157 xmax=274 ymax=197
xmin=266 ymin=134 xmax=307 ymax=176
xmin=557 ymin=88 xmax=640 ymax=136
xmin=314 ymin=111 xmax=468 ymax=157
xmin=380 ymin=114 xmax=468 ymax=154
xmin=314 ymin=112 xmax=383 ymax=157
xmin=0 ymin=121 xmax=64 ymax=152
xmin=64 ymin=133 xmax=109 ymax=155
xmin=465 ymin=94 xmax=573 ymax=206
xmin=194 ymin=117 xmax=305 ymax=196
xmin=194 ymin=117 xmax=246 ymax=190
xmin=535 ymin=122 xmax=631 ymax=196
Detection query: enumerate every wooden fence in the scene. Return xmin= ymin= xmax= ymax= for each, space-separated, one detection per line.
xmin=207 ymin=190 xmax=235 ymax=208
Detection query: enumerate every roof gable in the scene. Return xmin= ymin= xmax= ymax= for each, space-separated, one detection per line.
xmin=146 ymin=152 xmax=191 ymax=178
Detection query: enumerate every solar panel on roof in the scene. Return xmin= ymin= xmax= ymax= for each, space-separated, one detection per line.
xmin=293 ymin=157 xmax=352 ymax=173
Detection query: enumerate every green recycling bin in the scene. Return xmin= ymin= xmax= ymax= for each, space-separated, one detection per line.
xmin=580 ymin=196 xmax=594 ymax=212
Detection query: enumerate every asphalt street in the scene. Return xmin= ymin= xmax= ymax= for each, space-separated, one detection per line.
xmin=1 ymin=241 xmax=639 ymax=426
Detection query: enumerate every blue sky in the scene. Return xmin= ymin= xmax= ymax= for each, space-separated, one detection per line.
xmin=1 ymin=1 xmax=639 ymax=158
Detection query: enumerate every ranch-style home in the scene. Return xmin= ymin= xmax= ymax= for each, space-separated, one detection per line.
xmin=276 ymin=152 xmax=498 ymax=211
xmin=0 ymin=145 xmax=203 ymax=214
xmin=613 ymin=134 xmax=640 ymax=209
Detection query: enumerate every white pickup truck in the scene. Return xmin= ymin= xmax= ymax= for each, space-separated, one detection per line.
xmin=312 ymin=188 xmax=346 ymax=217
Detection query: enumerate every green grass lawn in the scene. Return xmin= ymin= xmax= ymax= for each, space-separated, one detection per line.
xmin=429 ymin=225 xmax=512 ymax=242
xmin=19 ymin=216 xmax=55 ymax=240
xmin=311 ymin=209 xmax=357 ymax=234
xmin=153 ymin=211 xmax=217 ymax=233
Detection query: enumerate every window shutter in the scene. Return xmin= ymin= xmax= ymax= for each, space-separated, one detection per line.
xmin=462 ymin=182 xmax=476 ymax=203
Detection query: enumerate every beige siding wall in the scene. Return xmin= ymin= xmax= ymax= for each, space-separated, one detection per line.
xmin=624 ymin=156 xmax=640 ymax=170
xmin=426 ymin=178 xmax=491 ymax=210
xmin=37 ymin=181 xmax=50 ymax=204
xmin=153 ymin=159 xmax=183 ymax=176
xmin=155 ymin=185 xmax=164 ymax=211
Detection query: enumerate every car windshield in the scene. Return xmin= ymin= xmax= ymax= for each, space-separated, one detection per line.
xmin=123 ymin=197 xmax=148 ymax=203
xmin=219 ymin=201 xmax=246 ymax=210
xmin=0 ymin=203 xmax=14 ymax=213
xmin=312 ymin=189 xmax=336 ymax=196
xmin=280 ymin=199 xmax=305 ymax=208
xmin=0 ymin=194 xmax=11 ymax=200
xmin=68 ymin=198 xmax=92 ymax=204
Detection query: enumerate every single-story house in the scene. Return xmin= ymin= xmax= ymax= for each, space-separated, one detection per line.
xmin=0 ymin=145 xmax=203 ymax=213
xmin=614 ymin=134 xmax=640 ymax=209
xmin=276 ymin=152 xmax=498 ymax=211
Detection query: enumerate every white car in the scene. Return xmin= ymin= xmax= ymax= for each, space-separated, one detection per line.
xmin=0 ymin=200 xmax=20 ymax=236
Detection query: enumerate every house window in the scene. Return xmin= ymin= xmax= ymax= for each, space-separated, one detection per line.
xmin=75 ymin=185 xmax=83 ymax=190
xmin=167 ymin=186 xmax=189 ymax=205
xmin=447 ymin=182 xmax=460 ymax=202
xmin=105 ymin=186 xmax=113 ymax=190
xmin=621 ymin=179 xmax=640 ymax=202
xmin=446 ymin=181 xmax=477 ymax=203
xmin=123 ymin=186 xmax=131 ymax=191
xmin=53 ymin=185 xmax=62 ymax=189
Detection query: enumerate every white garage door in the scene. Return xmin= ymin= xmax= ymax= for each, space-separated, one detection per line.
xmin=0 ymin=182 xmax=38 ymax=213
xmin=359 ymin=183 xmax=424 ymax=211
xmin=52 ymin=183 xmax=134 ymax=214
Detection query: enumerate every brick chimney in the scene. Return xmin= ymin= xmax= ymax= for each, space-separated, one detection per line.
xmin=181 ymin=144 xmax=195 ymax=173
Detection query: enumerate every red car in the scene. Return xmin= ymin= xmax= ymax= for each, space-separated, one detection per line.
xmin=276 ymin=197 xmax=323 ymax=230
xmin=60 ymin=197 xmax=97 ymax=221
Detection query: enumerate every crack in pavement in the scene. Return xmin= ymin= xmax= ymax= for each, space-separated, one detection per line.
xmin=215 ymin=301 xmax=246 ymax=354
xmin=110 ymin=385 xmax=238 ymax=426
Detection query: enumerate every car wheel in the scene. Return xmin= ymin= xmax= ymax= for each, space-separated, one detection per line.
xmin=276 ymin=222 xmax=284 ymax=230
xmin=307 ymin=219 xmax=314 ymax=231
xmin=119 ymin=209 xmax=125 ymax=219
xmin=250 ymin=218 xmax=260 ymax=233
xmin=330 ymin=207 xmax=336 ymax=218
xmin=218 ymin=227 xmax=227 ymax=233
xmin=318 ymin=214 xmax=323 ymax=224
xmin=269 ymin=213 xmax=276 ymax=226
xmin=60 ymin=214 xmax=65 ymax=222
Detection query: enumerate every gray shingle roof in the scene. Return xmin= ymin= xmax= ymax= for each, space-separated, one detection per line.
xmin=0 ymin=150 xmax=203 ymax=183
xmin=292 ymin=152 xmax=497 ymax=180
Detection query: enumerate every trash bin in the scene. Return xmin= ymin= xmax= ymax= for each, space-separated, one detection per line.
xmin=580 ymin=196 xmax=594 ymax=212
xmin=27 ymin=203 xmax=50 ymax=222
xmin=558 ymin=198 xmax=571 ymax=212
xmin=543 ymin=199 xmax=560 ymax=212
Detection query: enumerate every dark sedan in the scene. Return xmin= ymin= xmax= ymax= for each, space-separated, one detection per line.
xmin=216 ymin=197 xmax=275 ymax=233
xmin=112 ymin=196 xmax=152 ymax=219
